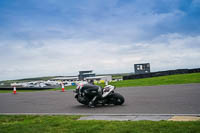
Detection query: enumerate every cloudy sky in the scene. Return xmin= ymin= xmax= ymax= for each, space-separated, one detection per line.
xmin=0 ymin=0 xmax=200 ymax=80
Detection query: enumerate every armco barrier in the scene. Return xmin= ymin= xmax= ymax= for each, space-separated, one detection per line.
xmin=123 ymin=68 xmax=200 ymax=80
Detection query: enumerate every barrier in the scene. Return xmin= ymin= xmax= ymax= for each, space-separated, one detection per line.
xmin=123 ymin=68 xmax=200 ymax=80
xmin=13 ymin=86 xmax=16 ymax=94
xmin=105 ymin=81 xmax=108 ymax=86
xmin=61 ymin=83 xmax=65 ymax=92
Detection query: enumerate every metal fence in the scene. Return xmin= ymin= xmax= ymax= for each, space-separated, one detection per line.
xmin=123 ymin=68 xmax=200 ymax=80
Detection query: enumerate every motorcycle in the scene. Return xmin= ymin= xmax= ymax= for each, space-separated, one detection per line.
xmin=74 ymin=84 xmax=125 ymax=107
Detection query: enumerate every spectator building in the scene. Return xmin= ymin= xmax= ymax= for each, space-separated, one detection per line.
xmin=78 ymin=70 xmax=96 ymax=80
xmin=134 ymin=63 xmax=150 ymax=74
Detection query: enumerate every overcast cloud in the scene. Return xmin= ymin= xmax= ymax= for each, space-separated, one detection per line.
xmin=0 ymin=0 xmax=200 ymax=80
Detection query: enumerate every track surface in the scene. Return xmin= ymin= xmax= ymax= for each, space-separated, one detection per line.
xmin=0 ymin=84 xmax=200 ymax=114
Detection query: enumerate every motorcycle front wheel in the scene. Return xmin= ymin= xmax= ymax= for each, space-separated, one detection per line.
xmin=77 ymin=95 xmax=89 ymax=105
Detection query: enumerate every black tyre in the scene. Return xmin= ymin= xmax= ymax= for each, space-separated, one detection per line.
xmin=77 ymin=95 xmax=89 ymax=105
xmin=112 ymin=93 xmax=125 ymax=105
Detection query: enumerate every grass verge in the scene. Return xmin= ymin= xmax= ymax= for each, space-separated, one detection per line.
xmin=107 ymin=73 xmax=200 ymax=88
xmin=0 ymin=115 xmax=200 ymax=133
xmin=0 ymin=86 xmax=76 ymax=93
xmin=1 ymin=73 xmax=200 ymax=93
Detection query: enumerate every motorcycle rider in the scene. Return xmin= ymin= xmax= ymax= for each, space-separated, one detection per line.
xmin=89 ymin=79 xmax=94 ymax=85
xmin=79 ymin=83 xmax=102 ymax=107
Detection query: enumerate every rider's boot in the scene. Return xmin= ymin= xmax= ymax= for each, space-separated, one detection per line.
xmin=88 ymin=96 xmax=97 ymax=108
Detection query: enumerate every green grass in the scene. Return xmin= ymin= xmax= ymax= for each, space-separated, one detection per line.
xmin=1 ymin=73 xmax=200 ymax=93
xmin=0 ymin=115 xmax=200 ymax=133
xmin=49 ymin=85 xmax=76 ymax=91
xmin=0 ymin=90 xmax=39 ymax=93
xmin=0 ymin=86 xmax=77 ymax=93
xmin=98 ymin=73 xmax=200 ymax=88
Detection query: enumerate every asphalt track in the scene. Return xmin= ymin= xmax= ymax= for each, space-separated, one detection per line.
xmin=0 ymin=84 xmax=200 ymax=114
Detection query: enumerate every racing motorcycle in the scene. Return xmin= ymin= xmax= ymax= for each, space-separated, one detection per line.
xmin=74 ymin=84 xmax=125 ymax=107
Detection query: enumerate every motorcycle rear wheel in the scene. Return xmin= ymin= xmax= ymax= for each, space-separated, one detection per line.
xmin=112 ymin=93 xmax=125 ymax=105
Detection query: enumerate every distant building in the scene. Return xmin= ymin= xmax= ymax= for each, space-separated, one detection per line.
xmin=51 ymin=77 xmax=78 ymax=82
xmin=78 ymin=70 xmax=96 ymax=80
xmin=85 ymin=76 xmax=112 ymax=82
xmin=134 ymin=63 xmax=150 ymax=74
